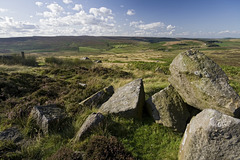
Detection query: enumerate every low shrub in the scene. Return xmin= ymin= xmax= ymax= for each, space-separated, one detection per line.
xmin=0 ymin=140 xmax=21 ymax=159
xmin=45 ymin=57 xmax=93 ymax=68
xmin=47 ymin=147 xmax=82 ymax=160
xmin=0 ymin=55 xmax=38 ymax=66
xmin=90 ymin=67 xmax=132 ymax=79
xmin=83 ymin=135 xmax=135 ymax=160
xmin=45 ymin=57 xmax=63 ymax=65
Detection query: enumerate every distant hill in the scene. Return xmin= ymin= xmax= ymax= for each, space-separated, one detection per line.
xmin=0 ymin=36 xmax=180 ymax=53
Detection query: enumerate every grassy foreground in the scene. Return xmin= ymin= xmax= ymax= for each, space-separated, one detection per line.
xmin=0 ymin=37 xmax=240 ymax=159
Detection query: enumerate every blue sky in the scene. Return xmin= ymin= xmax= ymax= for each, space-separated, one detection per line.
xmin=0 ymin=0 xmax=239 ymax=38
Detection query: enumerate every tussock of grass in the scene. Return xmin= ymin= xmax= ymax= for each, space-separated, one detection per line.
xmin=221 ymin=65 xmax=240 ymax=94
xmin=45 ymin=56 xmax=94 ymax=68
xmin=105 ymin=116 xmax=182 ymax=160
xmin=0 ymin=55 xmax=38 ymax=66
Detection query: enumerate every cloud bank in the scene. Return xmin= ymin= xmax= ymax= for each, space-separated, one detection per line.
xmin=1 ymin=1 xmax=238 ymax=38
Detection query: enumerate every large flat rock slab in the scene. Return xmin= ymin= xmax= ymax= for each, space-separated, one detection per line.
xmin=146 ymin=85 xmax=190 ymax=132
xmin=169 ymin=50 xmax=240 ymax=117
xmin=99 ymin=79 xmax=145 ymax=119
xmin=79 ymin=85 xmax=114 ymax=109
xmin=179 ymin=109 xmax=240 ymax=160
xmin=29 ymin=104 xmax=67 ymax=135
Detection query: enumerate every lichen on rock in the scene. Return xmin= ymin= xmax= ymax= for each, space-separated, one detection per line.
xmin=169 ymin=50 xmax=240 ymax=117
xmin=99 ymin=79 xmax=145 ymax=119
xmin=146 ymin=85 xmax=190 ymax=132
xmin=179 ymin=109 xmax=240 ymax=160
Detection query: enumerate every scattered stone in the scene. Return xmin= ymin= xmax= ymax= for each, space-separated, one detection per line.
xmin=74 ymin=112 xmax=104 ymax=142
xmin=99 ymin=79 xmax=145 ymax=119
xmin=81 ymin=57 xmax=90 ymax=60
xmin=146 ymin=85 xmax=190 ymax=132
xmin=169 ymin=50 xmax=240 ymax=117
xmin=79 ymin=82 xmax=87 ymax=88
xmin=29 ymin=104 xmax=67 ymax=135
xmin=79 ymin=86 xmax=114 ymax=109
xmin=0 ymin=127 xmax=22 ymax=143
xmin=94 ymin=60 xmax=102 ymax=63
xmin=179 ymin=109 xmax=240 ymax=160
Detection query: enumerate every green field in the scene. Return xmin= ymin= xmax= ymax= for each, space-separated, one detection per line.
xmin=0 ymin=36 xmax=240 ymax=159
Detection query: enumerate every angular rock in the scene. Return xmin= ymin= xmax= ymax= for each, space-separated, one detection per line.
xmin=179 ymin=109 xmax=240 ymax=160
xmin=74 ymin=112 xmax=104 ymax=142
xmin=79 ymin=86 xmax=114 ymax=109
xmin=0 ymin=127 xmax=22 ymax=143
xmin=99 ymin=79 xmax=145 ymax=119
xmin=29 ymin=104 xmax=66 ymax=135
xmin=146 ymin=85 xmax=190 ymax=132
xmin=169 ymin=50 xmax=240 ymax=117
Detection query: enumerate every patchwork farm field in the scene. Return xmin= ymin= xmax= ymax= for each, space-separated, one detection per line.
xmin=0 ymin=36 xmax=240 ymax=159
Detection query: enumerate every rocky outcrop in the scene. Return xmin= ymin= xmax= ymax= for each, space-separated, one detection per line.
xmin=79 ymin=86 xmax=114 ymax=109
xmin=0 ymin=127 xmax=22 ymax=143
xmin=179 ymin=109 xmax=240 ymax=160
xmin=146 ymin=85 xmax=190 ymax=132
xmin=74 ymin=112 xmax=104 ymax=142
xmin=169 ymin=50 xmax=240 ymax=117
xmin=99 ymin=79 xmax=145 ymax=119
xmin=29 ymin=104 xmax=66 ymax=135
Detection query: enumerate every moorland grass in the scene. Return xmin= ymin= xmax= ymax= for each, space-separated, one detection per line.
xmin=1 ymin=38 xmax=240 ymax=160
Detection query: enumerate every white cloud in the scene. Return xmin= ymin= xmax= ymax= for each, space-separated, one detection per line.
xmin=131 ymin=21 xmax=165 ymax=30
xmin=36 ymin=6 xmax=116 ymax=36
xmin=63 ymin=0 xmax=72 ymax=4
xmin=218 ymin=30 xmax=230 ymax=34
xmin=0 ymin=8 xmax=8 ymax=13
xmin=129 ymin=21 xmax=176 ymax=36
xmin=73 ymin=4 xmax=83 ymax=11
xmin=89 ymin=7 xmax=113 ymax=18
xmin=0 ymin=16 xmax=38 ymax=37
xmin=47 ymin=3 xmax=64 ymax=13
xmin=127 ymin=9 xmax=135 ymax=16
xmin=167 ymin=25 xmax=175 ymax=30
xmin=120 ymin=5 xmax=124 ymax=8
xmin=43 ymin=3 xmax=64 ymax=17
xmin=130 ymin=21 xmax=143 ymax=27
xmin=0 ymin=3 xmax=181 ymax=37
xmin=138 ymin=22 xmax=165 ymax=30
xmin=35 ymin=2 xmax=43 ymax=7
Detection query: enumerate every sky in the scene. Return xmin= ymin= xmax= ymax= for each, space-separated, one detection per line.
xmin=0 ymin=0 xmax=239 ymax=38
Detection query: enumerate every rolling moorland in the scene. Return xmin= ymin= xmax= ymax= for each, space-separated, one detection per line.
xmin=0 ymin=36 xmax=240 ymax=159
